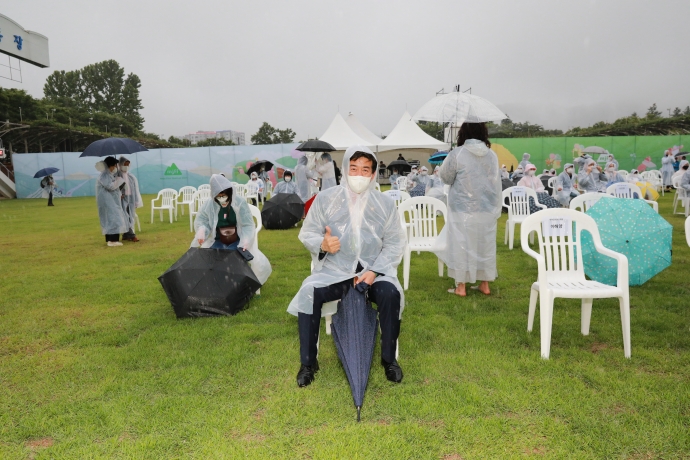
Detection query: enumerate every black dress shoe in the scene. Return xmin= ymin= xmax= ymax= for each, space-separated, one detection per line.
xmin=381 ymin=359 xmax=403 ymax=383
xmin=296 ymin=361 xmax=319 ymax=387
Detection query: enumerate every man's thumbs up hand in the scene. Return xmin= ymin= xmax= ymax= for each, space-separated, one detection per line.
xmin=321 ymin=226 xmax=341 ymax=254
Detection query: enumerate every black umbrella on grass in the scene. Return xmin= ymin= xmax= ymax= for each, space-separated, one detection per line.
xmin=331 ymin=281 xmax=378 ymax=422
xmin=158 ymin=248 xmax=261 ymax=318
xmin=261 ymin=193 xmax=304 ymax=229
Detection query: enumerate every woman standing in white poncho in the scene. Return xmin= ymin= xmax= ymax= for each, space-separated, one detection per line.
xmin=434 ymin=123 xmax=502 ymax=297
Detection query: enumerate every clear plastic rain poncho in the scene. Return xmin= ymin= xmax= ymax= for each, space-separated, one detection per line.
xmin=433 ymin=139 xmax=502 ymax=284
xmin=425 ymin=166 xmax=446 ymax=204
xmin=574 ymin=154 xmax=592 ymax=173
xmin=556 ymin=163 xmax=576 ymax=206
xmin=273 ymin=172 xmax=298 ymax=194
xmin=517 ymin=164 xmax=545 ymax=192
xmin=518 ymin=153 xmax=531 ymax=170
xmin=681 ymin=168 xmax=690 ymax=192
xmin=287 ymin=146 xmax=406 ymax=317
xmin=315 ymin=153 xmax=337 ymax=190
xmin=604 ymin=162 xmax=625 ymax=185
xmin=673 ymin=160 xmax=689 ymax=181
xmin=118 ymin=157 xmax=143 ymax=231
xmin=389 ymin=172 xmax=400 ymax=190
xmin=661 ymin=152 xmax=675 ymax=186
xmin=578 ymin=158 xmax=606 ymax=192
xmin=294 ymin=156 xmax=315 ymax=202
xmin=191 ymin=174 xmax=272 ymax=284
xmin=608 ymin=154 xmax=619 ymax=170
xmin=96 ymin=165 xmax=128 ymax=235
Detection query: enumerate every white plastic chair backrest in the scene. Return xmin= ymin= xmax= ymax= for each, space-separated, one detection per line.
xmin=645 ymin=170 xmax=662 ymax=180
xmin=398 ymin=196 xmax=446 ymax=244
xmin=672 ymin=175 xmax=683 ymax=189
xmin=502 ymin=186 xmax=539 ymax=218
xmin=547 ymin=176 xmax=558 ymax=196
xmin=606 ymin=182 xmax=642 ymax=199
xmin=382 ymin=190 xmax=411 ymax=207
xmin=618 ymin=170 xmax=628 ymax=179
xmin=158 ymin=188 xmax=178 ymax=207
xmin=197 ymin=189 xmax=211 ymax=207
xmin=179 ymin=186 xmax=196 ymax=203
xmin=686 ymin=216 xmax=690 ymax=247
xmin=396 ymin=176 xmax=408 ymax=191
xmin=248 ymin=204 xmax=262 ymax=237
xmin=234 ymin=184 xmax=247 ymax=198
xmin=521 ymin=208 xmax=603 ymax=283
xmin=198 ymin=184 xmax=211 ymax=191
xmin=246 ymin=182 xmax=259 ymax=196
xmin=569 ymin=192 xmax=614 ymax=212
xmin=264 ymin=181 xmax=273 ymax=197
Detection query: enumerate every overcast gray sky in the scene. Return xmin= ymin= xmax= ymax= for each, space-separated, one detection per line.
xmin=3 ymin=0 xmax=690 ymax=141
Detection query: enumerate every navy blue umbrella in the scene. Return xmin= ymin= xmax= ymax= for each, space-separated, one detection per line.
xmin=428 ymin=151 xmax=448 ymax=165
xmin=331 ymin=281 xmax=378 ymax=422
xmin=33 ymin=167 xmax=59 ymax=178
xmin=79 ymin=137 xmax=148 ymax=157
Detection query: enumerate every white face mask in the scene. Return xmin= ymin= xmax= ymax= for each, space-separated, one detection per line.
xmin=566 ymin=168 xmax=573 ymax=174
xmin=347 ymin=174 xmax=371 ymax=194
xmin=120 ymin=165 xmax=129 ymax=172
xmin=285 ymin=176 xmax=292 ymax=182
xmin=217 ymin=196 xmax=228 ymax=205
xmin=527 ymin=170 xmax=535 ymax=176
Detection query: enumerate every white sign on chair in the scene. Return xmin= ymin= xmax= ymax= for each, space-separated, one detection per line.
xmin=542 ymin=217 xmax=572 ymax=238
xmin=511 ymin=186 xmax=526 ymax=197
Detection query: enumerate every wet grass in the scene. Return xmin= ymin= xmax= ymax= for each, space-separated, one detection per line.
xmin=0 ymin=193 xmax=689 ymax=459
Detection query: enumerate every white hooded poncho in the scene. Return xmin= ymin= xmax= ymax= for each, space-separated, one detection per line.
xmin=661 ymin=153 xmax=675 ymax=186
xmin=433 ymin=139 xmax=502 ymax=284
xmin=556 ymin=163 xmax=576 ymax=206
xmin=315 ymin=155 xmax=337 ymax=190
xmin=295 ymin=156 xmax=315 ymax=202
xmin=191 ymin=174 xmax=272 ymax=284
xmin=287 ymin=146 xmax=407 ymax=317
xmin=96 ymin=168 xmax=128 ymax=235
xmin=117 ymin=158 xmax=143 ymax=231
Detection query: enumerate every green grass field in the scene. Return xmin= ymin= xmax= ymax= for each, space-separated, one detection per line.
xmin=1 ymin=193 xmax=689 ymax=459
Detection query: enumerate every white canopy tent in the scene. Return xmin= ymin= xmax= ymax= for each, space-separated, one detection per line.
xmin=377 ymin=112 xmax=450 ymax=152
xmin=345 ymin=113 xmax=383 ymax=146
xmin=318 ymin=113 xmax=373 ymax=150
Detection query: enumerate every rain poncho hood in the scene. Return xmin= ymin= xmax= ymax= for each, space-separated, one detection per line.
xmin=578 ymin=158 xmax=606 ymax=192
xmin=295 ymin=155 xmax=316 ymax=202
xmin=433 ymin=139 xmax=502 ymax=284
xmin=287 ymin=146 xmax=406 ymax=317
xmin=556 ymin=165 xmax=576 ymax=206
xmin=519 ymin=152 xmax=531 ymax=170
xmin=191 ymin=174 xmax=272 ymax=284
xmin=273 ymin=171 xmax=298 ymax=195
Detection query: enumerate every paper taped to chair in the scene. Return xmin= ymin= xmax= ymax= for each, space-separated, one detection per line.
xmin=387 ymin=190 xmax=401 ymax=200
xmin=616 ymin=183 xmax=630 ymax=195
xmin=511 ymin=186 xmax=526 ymax=197
xmin=542 ymin=217 xmax=571 ymax=238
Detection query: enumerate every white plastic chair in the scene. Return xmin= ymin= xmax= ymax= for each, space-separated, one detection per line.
xmin=569 ymin=192 xmax=614 ymax=212
xmin=686 ymin=216 xmax=690 ymax=247
xmin=188 ymin=189 xmax=211 ymax=232
xmin=245 ymin=182 xmax=259 ymax=205
xmin=547 ymin=177 xmax=558 ymax=197
xmin=672 ymin=176 xmax=689 ymax=216
xmin=151 ymin=188 xmax=178 ymax=223
xmin=520 ymin=208 xmax=631 ymax=359
xmin=248 ymin=204 xmax=263 ymax=295
xmin=618 ymin=170 xmax=628 ymax=180
xmin=198 ymin=184 xmax=211 ymax=191
xmin=398 ymin=196 xmax=447 ymax=290
xmin=396 ymin=176 xmax=408 ymax=191
xmin=605 ymin=183 xmax=658 ymax=213
xmin=177 ymin=186 xmax=197 ymax=216
xmin=382 ymin=190 xmax=411 ymax=207
xmin=502 ymin=186 xmax=545 ymax=250
xmin=642 ymin=170 xmax=663 ymax=196
xmin=263 ymin=181 xmax=273 ymax=202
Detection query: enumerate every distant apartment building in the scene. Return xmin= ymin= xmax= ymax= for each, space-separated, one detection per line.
xmin=184 ymin=130 xmax=245 ymax=145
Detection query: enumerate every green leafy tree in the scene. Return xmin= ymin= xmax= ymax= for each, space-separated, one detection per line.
xmin=673 ymin=107 xmax=683 ymax=117
xmin=0 ymin=88 xmax=41 ymax=122
xmin=684 ymin=106 xmax=690 ymax=116
xmin=417 ymin=121 xmax=444 ymax=141
xmin=196 ymin=137 xmax=235 ymax=147
xmin=251 ymin=122 xmax=295 ymax=144
xmin=646 ymin=103 xmax=662 ymax=119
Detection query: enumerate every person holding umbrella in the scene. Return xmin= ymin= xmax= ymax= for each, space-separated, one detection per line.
xmin=118 ymin=157 xmax=143 ymax=242
xmin=192 ymin=174 xmax=272 ymax=284
xmin=288 ymin=146 xmax=407 ymax=387
xmin=273 ymin=170 xmax=298 ymax=194
xmin=435 ymin=122 xmax=502 ymax=297
xmin=40 ymin=174 xmax=56 ymax=206
xmin=96 ymin=156 xmax=128 ymax=247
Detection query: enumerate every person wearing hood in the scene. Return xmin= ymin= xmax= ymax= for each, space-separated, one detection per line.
xmin=511 ymin=166 xmax=524 ymax=182
xmin=500 ymin=164 xmax=509 ymax=179
xmin=247 ymin=171 xmax=264 ymax=206
xmin=295 ymin=155 xmax=316 ymax=202
xmin=389 ymin=168 xmax=400 ymax=190
xmin=661 ymin=149 xmax=675 ymax=191
xmin=315 ymin=152 xmax=337 ymax=190
xmin=681 ymin=163 xmax=690 ymax=192
xmin=434 ymin=122 xmax=502 ymax=297
xmin=117 ymin=157 xmax=143 ymax=242
xmin=518 ymin=163 xmax=562 ymax=211
xmin=607 ymin=154 xmax=619 ymax=170
xmin=578 ymin=158 xmax=607 ymax=193
xmin=604 ymin=161 xmax=625 ymax=186
xmin=574 ymin=153 xmax=593 ymax=174
xmin=555 ymin=163 xmax=578 ymax=206
xmin=96 ymin=156 xmax=128 ymax=247
xmin=673 ymin=160 xmax=689 ymax=182
xmin=519 ymin=153 xmax=531 ymax=171
xmin=289 ymin=146 xmax=407 ymax=387
xmin=192 ymin=174 xmax=272 ymax=283
xmin=549 ymin=169 xmax=557 ymax=176
xmin=273 ymin=170 xmax=298 ymax=195
xmin=425 ymin=165 xmax=446 ymax=205
xmin=409 ymin=165 xmax=430 ymax=197
xmin=40 ymin=174 xmax=56 ymax=206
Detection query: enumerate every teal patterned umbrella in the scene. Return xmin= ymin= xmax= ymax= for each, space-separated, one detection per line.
xmin=581 ymin=198 xmax=672 ymax=286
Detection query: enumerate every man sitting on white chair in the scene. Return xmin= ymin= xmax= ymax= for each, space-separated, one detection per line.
xmin=288 ymin=146 xmax=406 ymax=387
